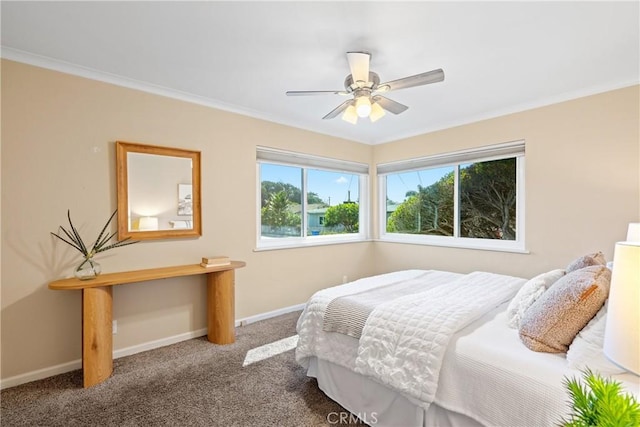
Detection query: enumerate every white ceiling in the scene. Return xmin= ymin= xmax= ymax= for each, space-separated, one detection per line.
xmin=2 ymin=1 xmax=638 ymax=145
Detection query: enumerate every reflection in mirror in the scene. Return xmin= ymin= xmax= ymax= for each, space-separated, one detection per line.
xmin=116 ymin=141 xmax=201 ymax=240
xmin=127 ymin=153 xmax=193 ymax=231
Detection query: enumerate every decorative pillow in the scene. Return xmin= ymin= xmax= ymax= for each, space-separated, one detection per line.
xmin=519 ymin=265 xmax=611 ymax=353
xmin=506 ymin=269 xmax=566 ymax=329
xmin=566 ymin=251 xmax=606 ymax=273
xmin=566 ymin=302 xmax=625 ymax=375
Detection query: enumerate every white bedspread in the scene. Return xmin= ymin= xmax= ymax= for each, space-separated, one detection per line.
xmin=297 ymin=270 xmax=451 ymax=369
xmin=435 ymin=306 xmax=640 ymax=426
xmin=301 ymin=285 xmax=640 ymax=426
xmin=296 ymin=270 xmax=526 ymax=410
xmin=354 ymin=271 xmax=525 ymax=409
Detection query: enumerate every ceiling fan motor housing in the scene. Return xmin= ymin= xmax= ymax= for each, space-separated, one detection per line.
xmin=344 ymin=71 xmax=380 ymax=92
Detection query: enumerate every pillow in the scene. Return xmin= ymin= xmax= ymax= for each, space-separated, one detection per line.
xmin=519 ymin=265 xmax=611 ymax=353
xmin=566 ymin=302 xmax=625 ymax=375
xmin=506 ymin=269 xmax=566 ymax=329
xmin=566 ymin=251 xmax=606 ymax=273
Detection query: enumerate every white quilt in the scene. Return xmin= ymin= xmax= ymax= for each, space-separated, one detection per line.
xmin=296 ymin=270 xmax=526 ymax=410
xmin=296 ymin=270 xmax=461 ymax=370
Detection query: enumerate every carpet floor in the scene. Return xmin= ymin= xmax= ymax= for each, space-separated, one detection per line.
xmin=1 ymin=311 xmax=364 ymax=426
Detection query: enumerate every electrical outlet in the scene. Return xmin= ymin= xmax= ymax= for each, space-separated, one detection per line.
xmin=342 ymin=275 xmax=348 ymax=284
xmin=112 ymin=320 xmax=117 ymax=334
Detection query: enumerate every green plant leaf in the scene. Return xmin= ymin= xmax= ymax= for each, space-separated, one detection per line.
xmin=95 ymin=231 xmax=117 ymax=251
xmin=52 ymin=209 xmax=138 ymax=258
xmin=561 ymin=369 xmax=640 ymax=427
xmin=50 ymin=229 xmax=83 ymax=253
xmin=95 ymin=237 xmax=138 ymax=253
xmin=57 ymin=223 xmax=85 ymax=250
xmin=91 ymin=210 xmax=118 ymax=252
xmin=66 ymin=210 xmax=88 ymax=255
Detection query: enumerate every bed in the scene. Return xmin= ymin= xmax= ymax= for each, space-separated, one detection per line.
xmin=295 ymin=267 xmax=639 ymax=427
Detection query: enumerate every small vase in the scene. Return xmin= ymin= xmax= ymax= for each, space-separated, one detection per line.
xmin=74 ymin=256 xmax=102 ymax=280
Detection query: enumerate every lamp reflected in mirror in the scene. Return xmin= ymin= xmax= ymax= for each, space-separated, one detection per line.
xmin=138 ymin=217 xmax=159 ymax=231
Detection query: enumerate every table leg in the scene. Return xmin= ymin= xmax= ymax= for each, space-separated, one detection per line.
xmin=207 ymin=269 xmax=235 ymax=344
xmin=82 ymin=286 xmax=113 ymax=387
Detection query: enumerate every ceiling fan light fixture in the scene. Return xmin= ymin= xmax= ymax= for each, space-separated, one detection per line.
xmin=342 ymin=104 xmax=358 ymax=124
xmin=286 ymin=51 xmax=445 ymax=124
xmin=355 ymin=96 xmax=372 ymax=118
xmin=369 ymin=102 xmax=386 ymax=122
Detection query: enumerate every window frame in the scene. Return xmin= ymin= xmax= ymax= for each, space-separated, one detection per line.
xmin=377 ymin=141 xmax=526 ymax=253
xmin=256 ymin=147 xmax=370 ymax=250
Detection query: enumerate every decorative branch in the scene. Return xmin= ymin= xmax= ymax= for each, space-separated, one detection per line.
xmin=51 ymin=209 xmax=138 ymax=258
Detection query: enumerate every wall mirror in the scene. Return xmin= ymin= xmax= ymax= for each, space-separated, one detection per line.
xmin=116 ymin=141 xmax=202 ymax=240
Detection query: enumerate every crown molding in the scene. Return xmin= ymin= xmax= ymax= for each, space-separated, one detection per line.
xmin=373 ymin=79 xmax=640 ymax=145
xmin=0 ymin=46 xmax=336 ymax=139
xmin=2 ymin=46 xmax=637 ymax=146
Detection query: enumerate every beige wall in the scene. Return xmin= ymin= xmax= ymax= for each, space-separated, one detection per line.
xmin=1 ymin=59 xmax=638 ymax=384
xmin=372 ymin=85 xmax=640 ymax=278
xmin=0 ymin=60 xmax=374 ymax=380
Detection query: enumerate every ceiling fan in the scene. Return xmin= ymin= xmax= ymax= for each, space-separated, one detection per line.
xmin=286 ymin=51 xmax=444 ymax=124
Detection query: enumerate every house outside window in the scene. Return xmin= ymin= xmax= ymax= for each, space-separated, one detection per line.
xmin=257 ymin=147 xmax=369 ymax=249
xmin=378 ymin=141 xmax=526 ymax=252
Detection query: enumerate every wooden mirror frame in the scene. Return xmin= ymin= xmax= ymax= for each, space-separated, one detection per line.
xmin=116 ymin=141 xmax=202 ymax=240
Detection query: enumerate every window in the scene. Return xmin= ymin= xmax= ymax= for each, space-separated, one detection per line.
xmin=257 ymin=147 xmax=369 ymax=249
xmin=378 ymin=141 xmax=525 ymax=252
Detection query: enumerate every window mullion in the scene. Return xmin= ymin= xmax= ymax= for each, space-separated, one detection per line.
xmin=516 ymin=155 xmax=525 ymax=243
xmin=301 ymin=168 xmax=308 ymax=237
xmin=453 ymin=164 xmax=460 ymax=238
xmin=379 ymin=176 xmax=387 ymax=238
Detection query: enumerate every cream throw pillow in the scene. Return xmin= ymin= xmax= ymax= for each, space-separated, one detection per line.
xmin=519 ymin=265 xmax=611 ymax=353
xmin=506 ymin=269 xmax=566 ymax=329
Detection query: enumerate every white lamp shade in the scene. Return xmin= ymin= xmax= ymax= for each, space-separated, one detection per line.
xmin=369 ymin=102 xmax=386 ymax=123
xmin=603 ymin=242 xmax=640 ymax=375
xmin=341 ymin=105 xmax=358 ymax=124
xmin=627 ymin=222 xmax=640 ymax=242
xmin=138 ymin=216 xmax=159 ymax=231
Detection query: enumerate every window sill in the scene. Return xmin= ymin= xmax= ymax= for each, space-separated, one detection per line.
xmin=377 ymin=234 xmax=529 ymax=254
xmin=255 ymin=235 xmax=371 ymax=252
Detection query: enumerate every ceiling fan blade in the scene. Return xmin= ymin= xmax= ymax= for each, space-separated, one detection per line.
xmin=377 ymin=68 xmax=444 ymax=92
xmin=286 ymin=90 xmax=349 ymax=96
xmin=322 ymin=99 xmax=353 ymax=120
xmin=372 ymin=95 xmax=409 ymax=115
xmin=346 ymin=51 xmax=371 ymax=85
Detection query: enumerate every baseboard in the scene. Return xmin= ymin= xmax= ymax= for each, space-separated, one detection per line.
xmin=236 ymin=303 xmax=305 ymax=327
xmin=113 ymin=328 xmax=209 ymax=359
xmin=0 ymin=303 xmax=305 ymax=390
xmin=0 ymin=360 xmax=83 ymax=390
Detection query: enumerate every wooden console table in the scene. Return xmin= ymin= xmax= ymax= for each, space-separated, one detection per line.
xmin=49 ymin=261 xmax=246 ymax=388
